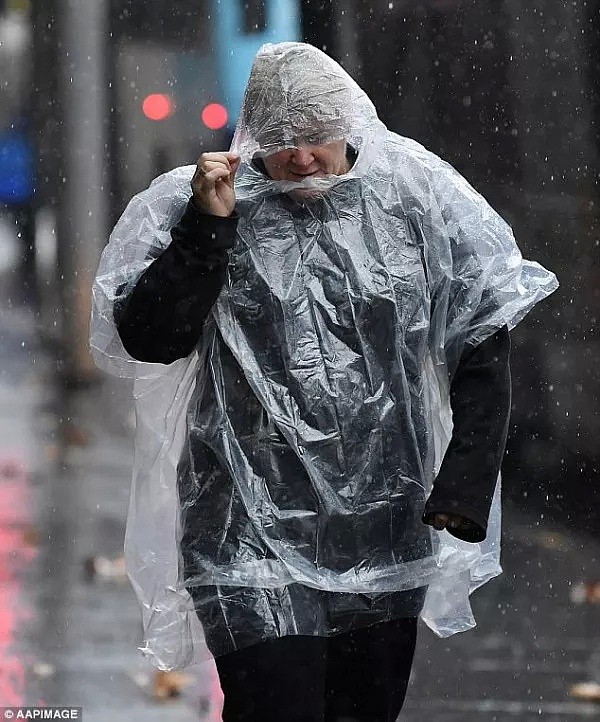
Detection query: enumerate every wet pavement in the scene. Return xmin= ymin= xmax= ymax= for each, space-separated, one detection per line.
xmin=404 ymin=515 xmax=600 ymax=720
xmin=0 ymin=224 xmax=599 ymax=720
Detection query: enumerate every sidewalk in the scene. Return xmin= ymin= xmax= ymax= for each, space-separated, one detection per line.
xmin=25 ymin=372 xmax=219 ymax=722
xmin=1 ymin=264 xmax=599 ymax=719
xmin=0 ymin=236 xmax=216 ymax=719
xmin=404 ymin=511 xmax=600 ymax=720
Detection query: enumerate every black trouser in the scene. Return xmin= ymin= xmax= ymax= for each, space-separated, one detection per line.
xmin=215 ymin=617 xmax=418 ymax=722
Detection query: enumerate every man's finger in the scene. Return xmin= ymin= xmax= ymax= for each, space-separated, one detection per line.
xmin=229 ymin=156 xmax=241 ymax=175
xmin=203 ymin=168 xmax=231 ymax=185
xmin=200 ymin=159 xmax=232 ymax=174
xmin=431 ymin=514 xmax=449 ymax=530
xmin=200 ymin=152 xmax=238 ymax=170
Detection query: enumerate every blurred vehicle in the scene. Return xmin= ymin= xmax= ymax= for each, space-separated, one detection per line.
xmin=109 ymin=0 xmax=300 ymax=210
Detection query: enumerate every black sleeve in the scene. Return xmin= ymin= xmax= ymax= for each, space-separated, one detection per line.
xmin=423 ymin=325 xmax=511 ymax=543
xmin=115 ymin=199 xmax=238 ymax=364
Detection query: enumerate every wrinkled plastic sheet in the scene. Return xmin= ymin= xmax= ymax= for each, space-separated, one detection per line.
xmin=91 ymin=42 xmax=558 ymax=669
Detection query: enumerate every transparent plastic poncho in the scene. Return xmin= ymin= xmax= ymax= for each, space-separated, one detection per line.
xmin=90 ymin=42 xmax=558 ymax=670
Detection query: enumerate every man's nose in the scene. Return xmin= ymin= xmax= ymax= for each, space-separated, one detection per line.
xmin=291 ymin=147 xmax=314 ymax=167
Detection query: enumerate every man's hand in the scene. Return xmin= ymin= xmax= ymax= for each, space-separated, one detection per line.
xmin=191 ymin=151 xmax=241 ymax=217
xmin=425 ymin=513 xmax=475 ymax=534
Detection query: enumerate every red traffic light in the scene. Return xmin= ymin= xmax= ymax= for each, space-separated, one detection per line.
xmin=142 ymin=94 xmax=174 ymax=121
xmin=202 ymin=103 xmax=228 ymax=130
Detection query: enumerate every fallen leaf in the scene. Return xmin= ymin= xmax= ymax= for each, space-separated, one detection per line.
xmin=83 ymin=555 xmax=127 ymax=582
xmin=23 ymin=526 xmax=39 ymax=546
xmin=43 ymin=444 xmax=60 ymax=463
xmin=538 ymin=531 xmax=569 ymax=552
xmin=32 ymin=662 xmax=55 ymax=679
xmin=570 ymin=582 xmax=600 ymax=605
xmin=569 ymin=682 xmax=600 ymax=702
xmin=62 ymin=423 xmax=92 ymax=447
xmin=153 ymin=670 xmax=193 ymax=700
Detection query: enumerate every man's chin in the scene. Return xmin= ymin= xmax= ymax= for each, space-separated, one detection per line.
xmin=286 ymin=175 xmax=330 ymax=201
xmin=288 ymin=186 xmax=325 ymax=201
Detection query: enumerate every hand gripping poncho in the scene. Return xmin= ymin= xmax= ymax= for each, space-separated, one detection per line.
xmin=90 ymin=42 xmax=558 ymax=670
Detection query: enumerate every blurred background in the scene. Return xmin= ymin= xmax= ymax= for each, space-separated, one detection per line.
xmin=0 ymin=0 xmax=598 ymax=719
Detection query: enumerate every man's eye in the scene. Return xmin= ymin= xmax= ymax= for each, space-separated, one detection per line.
xmin=297 ymin=135 xmax=322 ymax=146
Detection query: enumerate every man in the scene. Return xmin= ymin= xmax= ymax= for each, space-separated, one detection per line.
xmin=91 ymin=42 xmax=557 ymax=721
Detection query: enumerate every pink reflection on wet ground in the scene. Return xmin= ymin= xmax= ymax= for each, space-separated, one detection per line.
xmin=0 ymin=458 xmax=37 ymax=705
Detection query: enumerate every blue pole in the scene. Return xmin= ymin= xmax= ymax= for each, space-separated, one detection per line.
xmin=211 ymin=0 xmax=300 ymax=130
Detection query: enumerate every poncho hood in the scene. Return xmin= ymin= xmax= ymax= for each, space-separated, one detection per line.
xmin=232 ymin=42 xmax=381 ymax=158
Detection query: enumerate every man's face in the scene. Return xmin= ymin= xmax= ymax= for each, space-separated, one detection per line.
xmin=262 ymin=139 xmax=349 ymax=182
